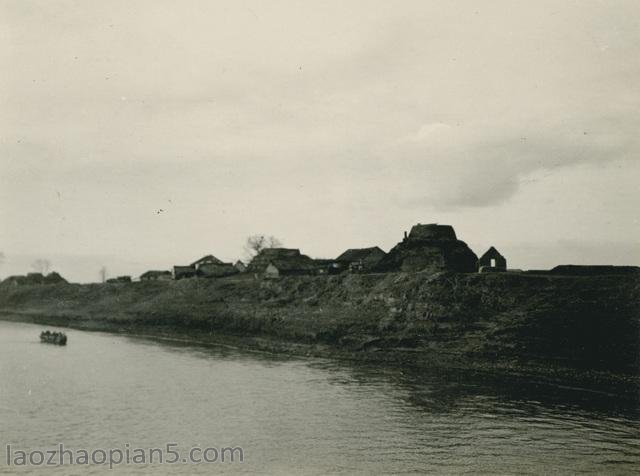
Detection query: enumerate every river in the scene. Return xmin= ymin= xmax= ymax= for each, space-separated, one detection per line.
xmin=0 ymin=320 xmax=638 ymax=474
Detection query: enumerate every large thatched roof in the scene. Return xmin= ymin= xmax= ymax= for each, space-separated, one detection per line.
xmin=376 ymin=223 xmax=477 ymax=273
xmin=408 ymin=223 xmax=457 ymax=241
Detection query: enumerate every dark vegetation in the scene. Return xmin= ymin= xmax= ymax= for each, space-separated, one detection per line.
xmin=0 ymin=271 xmax=638 ymax=382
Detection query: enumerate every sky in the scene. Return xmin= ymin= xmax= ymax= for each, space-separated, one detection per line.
xmin=1 ymin=0 xmax=639 ymax=282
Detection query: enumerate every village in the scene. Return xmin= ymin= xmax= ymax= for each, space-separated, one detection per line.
xmin=128 ymin=222 xmax=509 ymax=283
xmin=4 ymin=222 xmax=637 ymax=287
xmin=2 ymin=223 xmax=508 ymax=286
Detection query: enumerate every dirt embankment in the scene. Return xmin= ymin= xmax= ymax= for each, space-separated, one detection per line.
xmin=1 ymin=272 xmax=638 ymax=382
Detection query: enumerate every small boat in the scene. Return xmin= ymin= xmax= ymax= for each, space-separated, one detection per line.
xmin=40 ymin=330 xmax=67 ymax=346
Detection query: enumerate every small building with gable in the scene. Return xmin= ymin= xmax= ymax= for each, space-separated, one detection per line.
xmin=477 ymin=247 xmax=507 ymax=272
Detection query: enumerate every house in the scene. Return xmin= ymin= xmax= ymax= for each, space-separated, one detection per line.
xmin=264 ymin=257 xmax=318 ymax=279
xmin=42 ymin=271 xmax=68 ymax=284
xmin=2 ymin=272 xmax=67 ymax=286
xmin=234 ymin=261 xmax=247 ymax=273
xmin=190 ymin=254 xmax=240 ymax=277
xmin=477 ymin=247 xmax=507 ymax=272
xmin=197 ymin=262 xmax=238 ymax=278
xmin=106 ymin=276 xmax=132 ymax=283
xmin=245 ymin=248 xmax=317 ymax=278
xmin=246 ymin=248 xmax=308 ymax=274
xmin=171 ymin=255 xmax=234 ymax=280
xmin=336 ymin=247 xmax=386 ymax=273
xmin=190 ymin=255 xmax=223 ymax=271
xmin=375 ymin=223 xmax=478 ymax=273
xmin=173 ymin=266 xmax=197 ymax=280
xmin=140 ymin=270 xmax=173 ymax=281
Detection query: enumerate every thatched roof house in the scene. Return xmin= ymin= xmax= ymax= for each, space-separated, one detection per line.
xmin=1 ymin=272 xmax=67 ymax=286
xmin=375 ymin=223 xmax=477 ymax=273
xmin=246 ymin=248 xmax=306 ymax=274
xmin=246 ymin=248 xmax=317 ymax=278
xmin=140 ymin=270 xmax=172 ymax=281
xmin=265 ymin=256 xmax=318 ymax=278
xmin=172 ymin=255 xmax=239 ymax=280
xmin=42 ymin=271 xmax=68 ymax=284
xmin=478 ymin=247 xmax=507 ymax=272
xmin=336 ymin=246 xmax=386 ymax=272
xmin=190 ymin=254 xmax=223 ymax=269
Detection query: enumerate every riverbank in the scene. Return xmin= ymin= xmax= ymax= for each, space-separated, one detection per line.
xmin=1 ymin=271 xmax=639 ymax=391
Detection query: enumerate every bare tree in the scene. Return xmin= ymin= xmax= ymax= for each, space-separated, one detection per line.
xmin=99 ymin=266 xmax=107 ymax=283
xmin=31 ymin=258 xmax=51 ymax=275
xmin=244 ymin=235 xmax=282 ymax=261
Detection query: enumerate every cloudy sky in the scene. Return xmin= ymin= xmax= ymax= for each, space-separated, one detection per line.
xmin=1 ymin=0 xmax=639 ymax=282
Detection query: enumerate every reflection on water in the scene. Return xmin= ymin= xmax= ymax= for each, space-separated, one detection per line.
xmin=0 ymin=320 xmax=639 ymax=475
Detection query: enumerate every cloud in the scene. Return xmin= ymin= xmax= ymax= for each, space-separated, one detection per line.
xmin=374 ymin=107 xmax=640 ymax=209
xmin=1 ymin=1 xmax=640 ymax=276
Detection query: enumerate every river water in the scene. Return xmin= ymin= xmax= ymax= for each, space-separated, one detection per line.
xmin=0 ymin=320 xmax=638 ymax=475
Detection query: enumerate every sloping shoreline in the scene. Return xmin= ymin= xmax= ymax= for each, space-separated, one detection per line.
xmin=1 ymin=271 xmax=638 ymax=391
